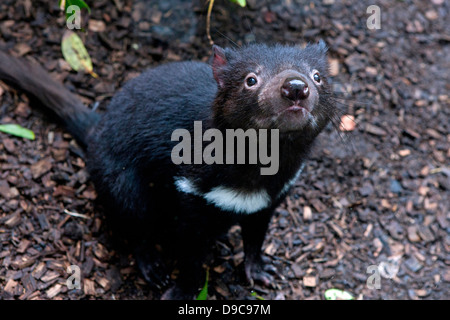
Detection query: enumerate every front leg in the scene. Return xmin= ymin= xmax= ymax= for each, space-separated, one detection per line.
xmin=240 ymin=209 xmax=277 ymax=287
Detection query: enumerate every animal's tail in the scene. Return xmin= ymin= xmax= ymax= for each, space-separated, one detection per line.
xmin=0 ymin=51 xmax=99 ymax=148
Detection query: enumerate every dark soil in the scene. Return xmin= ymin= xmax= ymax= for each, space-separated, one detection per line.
xmin=0 ymin=0 xmax=448 ymax=300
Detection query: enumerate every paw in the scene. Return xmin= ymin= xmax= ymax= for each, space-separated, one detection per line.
xmin=244 ymin=255 xmax=277 ymax=288
xmin=161 ymin=284 xmax=196 ymax=300
xmin=135 ymin=253 xmax=170 ymax=290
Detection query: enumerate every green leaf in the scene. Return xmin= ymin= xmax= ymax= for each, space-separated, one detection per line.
xmin=324 ymin=289 xmax=354 ymax=300
xmin=61 ymin=0 xmax=91 ymax=21
xmin=196 ymin=269 xmax=209 ymax=300
xmin=0 ymin=124 xmax=35 ymax=140
xmin=61 ymin=30 xmax=98 ymax=77
xmin=229 ymin=0 xmax=246 ymax=7
xmin=251 ymin=291 xmax=265 ymax=300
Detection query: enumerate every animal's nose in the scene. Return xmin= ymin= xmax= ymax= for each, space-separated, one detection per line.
xmin=281 ymin=77 xmax=309 ymax=101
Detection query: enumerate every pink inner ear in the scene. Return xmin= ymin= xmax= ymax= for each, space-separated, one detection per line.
xmin=212 ymin=46 xmax=227 ymax=88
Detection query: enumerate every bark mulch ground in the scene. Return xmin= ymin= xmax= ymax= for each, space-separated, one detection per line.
xmin=0 ymin=0 xmax=448 ymax=300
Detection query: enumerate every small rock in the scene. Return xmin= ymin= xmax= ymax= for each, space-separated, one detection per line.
xmin=415 ymin=289 xmax=430 ymax=297
xmin=407 ymin=226 xmax=421 ymax=242
xmin=425 ymin=10 xmax=438 ymax=21
xmin=390 ymin=179 xmax=403 ymax=194
xmin=63 ymin=221 xmax=85 ymax=240
xmin=365 ymin=66 xmax=378 ymax=76
xmin=359 ymin=182 xmax=374 ymax=197
xmin=339 ymin=115 xmax=356 ymax=132
xmin=88 ymin=20 xmax=106 ymax=32
xmin=404 ymin=256 xmax=423 ymax=273
xmin=387 ymin=220 xmax=404 ymax=240
xmin=0 ymin=181 xmax=19 ymax=199
xmin=278 ymin=217 xmax=288 ymax=228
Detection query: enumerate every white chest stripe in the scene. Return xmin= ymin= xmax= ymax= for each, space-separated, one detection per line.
xmin=203 ymin=186 xmax=271 ymax=214
xmin=174 ymin=177 xmax=271 ymax=214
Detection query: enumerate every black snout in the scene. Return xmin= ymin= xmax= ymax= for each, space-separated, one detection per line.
xmin=281 ymin=77 xmax=309 ymax=101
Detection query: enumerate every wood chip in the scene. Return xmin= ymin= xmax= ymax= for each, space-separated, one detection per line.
xmin=46 ymin=284 xmax=62 ymax=299
xmin=303 ymin=206 xmax=312 ymax=221
xmin=264 ymin=242 xmax=277 ymax=256
xmin=4 ymin=279 xmax=18 ymax=296
xmin=363 ymin=223 xmax=373 ymax=237
xmin=93 ymin=243 xmax=110 ymax=261
xmin=398 ymin=149 xmax=411 ymax=157
xmin=41 ymin=271 xmax=60 ymax=283
xmin=83 ymin=279 xmax=96 ymax=296
xmin=16 ymin=239 xmax=31 ymax=253
xmin=3 ymin=138 xmax=16 ymax=153
xmin=417 ymin=225 xmax=435 ymax=242
xmin=4 ymin=212 xmax=21 ymax=228
xmin=327 ymin=221 xmax=344 ymax=238
xmin=14 ymin=43 xmax=32 ymax=56
xmin=328 ymin=58 xmax=339 ymax=76
xmin=96 ymin=277 xmax=111 ymax=291
xmin=407 ymin=226 xmax=421 ymax=242
xmin=30 ymin=158 xmax=52 ymax=179
xmin=31 ymin=262 xmax=47 ymax=280
xmin=365 ymin=123 xmax=387 ymax=136
xmin=303 ymin=276 xmax=317 ymax=287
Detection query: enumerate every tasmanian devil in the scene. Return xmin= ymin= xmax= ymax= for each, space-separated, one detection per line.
xmin=0 ymin=42 xmax=336 ymax=299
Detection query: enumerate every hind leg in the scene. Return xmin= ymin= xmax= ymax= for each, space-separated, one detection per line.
xmin=134 ymin=242 xmax=170 ymax=290
xmin=160 ymin=231 xmax=210 ymax=300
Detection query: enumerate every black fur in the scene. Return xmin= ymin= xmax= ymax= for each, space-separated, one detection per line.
xmin=0 ymin=43 xmax=334 ymax=299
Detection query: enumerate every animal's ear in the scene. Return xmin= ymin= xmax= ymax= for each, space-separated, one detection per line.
xmin=316 ymin=40 xmax=328 ymax=54
xmin=211 ymin=45 xmax=228 ymax=88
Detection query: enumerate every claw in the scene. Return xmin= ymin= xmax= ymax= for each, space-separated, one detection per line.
xmin=245 ymin=256 xmax=277 ymax=288
xmin=135 ymin=251 xmax=170 ymax=290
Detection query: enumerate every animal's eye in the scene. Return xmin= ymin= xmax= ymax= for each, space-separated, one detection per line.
xmin=313 ymin=72 xmax=321 ymax=83
xmin=246 ymin=77 xmax=257 ymax=87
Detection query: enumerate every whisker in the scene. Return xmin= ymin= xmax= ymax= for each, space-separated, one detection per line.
xmin=213 ymin=29 xmax=241 ymax=49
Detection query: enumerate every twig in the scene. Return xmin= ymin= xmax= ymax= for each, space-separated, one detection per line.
xmin=206 ymin=0 xmax=215 ymax=45
xmin=63 ymin=208 xmax=90 ymax=219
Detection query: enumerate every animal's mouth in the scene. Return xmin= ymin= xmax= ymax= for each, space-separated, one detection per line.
xmin=279 ymin=102 xmax=311 ymax=116
xmin=270 ymin=102 xmax=318 ymax=132
xmin=285 ymin=104 xmax=309 ymax=112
